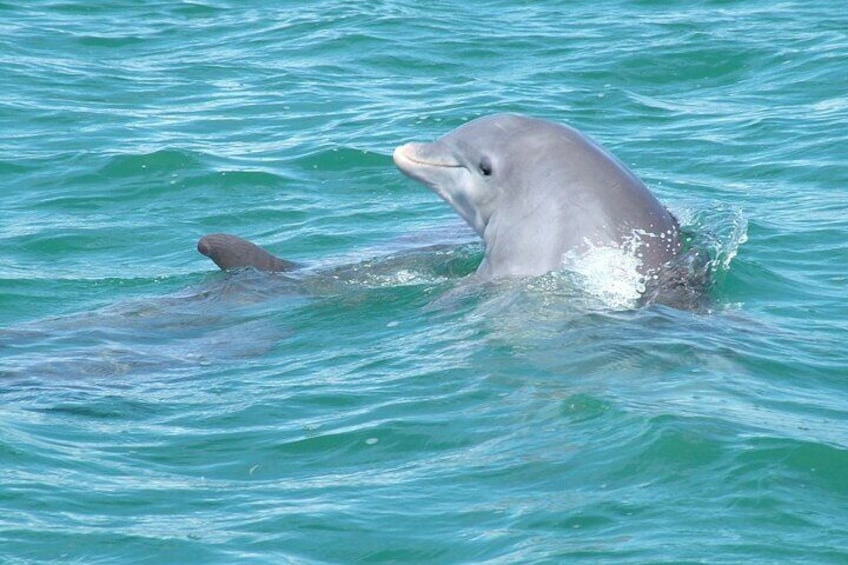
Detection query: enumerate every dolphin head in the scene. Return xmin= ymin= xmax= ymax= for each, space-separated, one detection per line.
xmin=393 ymin=113 xmax=682 ymax=279
xmin=392 ymin=114 xmax=539 ymax=237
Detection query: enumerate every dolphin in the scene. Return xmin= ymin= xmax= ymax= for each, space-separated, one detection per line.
xmin=197 ymin=114 xmax=683 ymax=294
xmin=392 ymin=113 xmax=682 ymax=280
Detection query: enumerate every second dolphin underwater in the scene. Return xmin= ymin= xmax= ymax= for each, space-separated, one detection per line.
xmin=198 ymin=114 xmax=704 ymax=306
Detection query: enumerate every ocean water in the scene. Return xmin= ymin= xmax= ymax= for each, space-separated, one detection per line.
xmin=2 ymin=0 xmax=847 ymax=562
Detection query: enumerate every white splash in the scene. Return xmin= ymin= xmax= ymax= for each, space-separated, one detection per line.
xmin=559 ymin=237 xmax=649 ymax=310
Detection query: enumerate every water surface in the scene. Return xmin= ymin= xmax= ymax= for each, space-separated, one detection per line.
xmin=2 ymin=1 xmax=847 ymax=563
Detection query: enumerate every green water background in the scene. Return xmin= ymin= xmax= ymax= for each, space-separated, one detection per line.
xmin=2 ymin=1 xmax=847 ymax=563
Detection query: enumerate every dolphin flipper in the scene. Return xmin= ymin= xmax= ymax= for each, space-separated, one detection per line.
xmin=197 ymin=233 xmax=297 ymax=272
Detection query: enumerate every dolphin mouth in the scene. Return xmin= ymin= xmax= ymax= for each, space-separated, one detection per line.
xmin=393 ymin=143 xmax=462 ymax=171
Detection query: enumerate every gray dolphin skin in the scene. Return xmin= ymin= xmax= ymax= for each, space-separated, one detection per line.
xmin=393 ymin=113 xmax=682 ymax=279
xmin=197 ymin=233 xmax=297 ymax=272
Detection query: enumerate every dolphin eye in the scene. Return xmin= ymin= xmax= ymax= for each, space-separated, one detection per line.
xmin=478 ymin=156 xmax=493 ymax=177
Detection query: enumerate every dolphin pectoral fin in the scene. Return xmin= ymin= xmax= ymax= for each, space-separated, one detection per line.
xmin=197 ymin=233 xmax=298 ymax=272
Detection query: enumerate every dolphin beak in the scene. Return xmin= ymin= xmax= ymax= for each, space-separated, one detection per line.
xmin=393 ymin=143 xmax=461 ymax=173
xmin=392 ymin=144 xmax=415 ymax=172
xmin=393 ymin=142 xmax=485 ymax=237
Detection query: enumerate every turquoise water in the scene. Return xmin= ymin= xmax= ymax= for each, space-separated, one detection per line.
xmin=2 ymin=1 xmax=847 ymax=562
